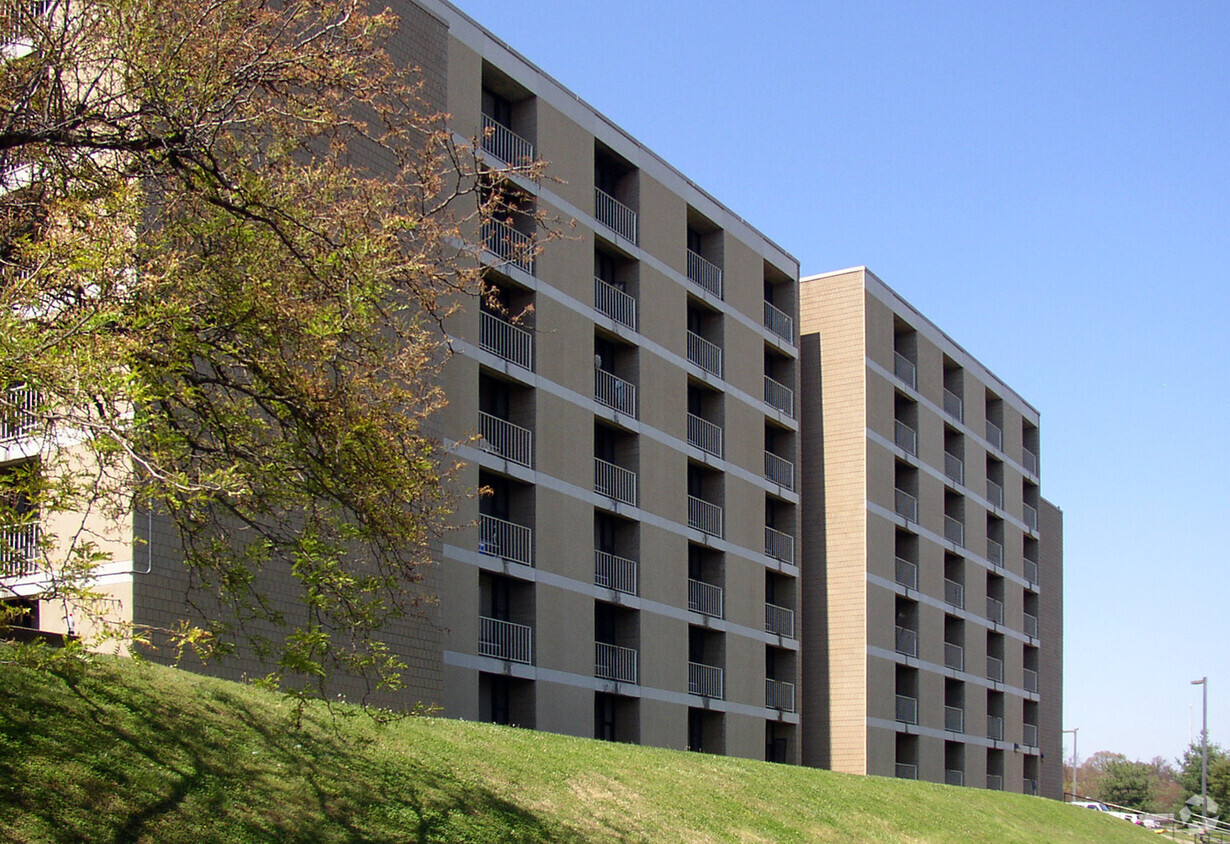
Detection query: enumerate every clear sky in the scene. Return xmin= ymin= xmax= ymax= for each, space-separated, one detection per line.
xmin=451 ymin=0 xmax=1230 ymax=767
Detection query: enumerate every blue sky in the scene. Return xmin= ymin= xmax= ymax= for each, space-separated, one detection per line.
xmin=453 ymin=0 xmax=1230 ymax=766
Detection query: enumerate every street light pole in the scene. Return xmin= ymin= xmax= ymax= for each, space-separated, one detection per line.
xmin=1063 ymin=727 xmax=1079 ymax=800
xmin=1192 ymin=678 xmax=1208 ymax=825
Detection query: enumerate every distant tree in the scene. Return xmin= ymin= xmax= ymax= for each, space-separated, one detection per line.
xmin=1094 ymin=757 xmax=1155 ymax=810
xmin=1146 ymin=756 xmax=1184 ymax=813
xmin=1177 ymin=742 xmax=1230 ymax=818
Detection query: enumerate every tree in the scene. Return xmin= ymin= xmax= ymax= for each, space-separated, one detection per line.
xmin=1178 ymin=742 xmax=1230 ymax=815
xmin=1094 ymin=757 xmax=1155 ymax=810
xmin=0 ymin=0 xmax=536 ymax=699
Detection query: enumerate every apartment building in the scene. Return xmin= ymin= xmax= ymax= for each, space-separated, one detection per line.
xmin=799 ymin=267 xmax=1063 ymax=796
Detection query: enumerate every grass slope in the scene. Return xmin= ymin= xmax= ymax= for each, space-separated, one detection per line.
xmin=0 ymin=653 xmax=1154 ymax=843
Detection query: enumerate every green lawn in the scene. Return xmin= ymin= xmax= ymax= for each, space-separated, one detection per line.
xmin=0 ymin=651 xmax=1157 ymax=843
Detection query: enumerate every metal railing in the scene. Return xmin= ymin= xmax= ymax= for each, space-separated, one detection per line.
xmin=594 ymin=458 xmax=637 ymax=506
xmin=945 ymin=705 xmax=965 ymax=733
xmin=894 ymin=420 xmax=917 ymax=455
xmin=1023 ymin=723 xmax=1038 ymax=748
xmin=687 ymin=495 xmax=723 ymax=537
xmin=481 ymin=219 xmax=534 ymax=275
xmin=1 ymin=384 xmax=38 ymax=442
xmin=894 ymin=352 xmax=916 ymax=388
xmin=765 ymin=602 xmax=795 ymax=638
xmin=764 ymin=451 xmax=795 ymax=490
xmin=481 ymin=113 xmax=535 ymax=165
xmin=686 ymin=249 xmax=723 ymax=298
xmin=1023 ymin=447 xmax=1039 ymax=476
xmin=764 ymin=526 xmax=795 ymax=564
xmin=479 ymin=412 xmax=532 ymax=467
xmin=986 ymin=479 xmax=1003 ymax=508
xmin=895 ymin=626 xmax=918 ymax=658
xmin=944 ymin=515 xmax=965 ymax=547
xmin=595 ymin=642 xmax=638 ymax=684
xmin=987 ymin=715 xmax=1004 ymax=741
xmin=479 ymin=616 xmax=533 ymax=664
xmin=688 ymin=661 xmax=724 ymax=698
xmin=686 ymin=330 xmax=723 ymax=378
xmin=594 ymin=549 xmax=637 ymax=595
xmin=0 ymin=521 xmax=39 ymax=577
xmin=944 ymin=451 xmax=964 ymax=485
xmin=895 ymin=488 xmax=917 ymax=522
xmin=987 ymin=538 xmax=1003 ymax=567
xmin=594 ymin=187 xmax=637 ymax=243
xmin=986 ymin=597 xmax=1004 ymax=625
xmin=944 ymin=388 xmax=964 ymax=422
xmin=1023 ymin=503 xmax=1038 ymax=533
xmin=944 ymin=578 xmax=964 ymax=609
xmin=686 ymin=413 xmax=723 ymax=458
xmin=987 ymin=656 xmax=1004 ymax=683
xmin=763 ymin=375 xmax=794 ymax=417
xmin=987 ymin=774 xmax=1004 ymax=791
xmin=478 ymin=514 xmax=533 ymax=567
xmin=763 ymin=301 xmax=793 ymax=341
xmin=593 ymin=277 xmax=637 ymax=330
xmin=896 ymin=763 xmax=919 ymax=780
xmin=1024 ymin=559 xmax=1039 ymax=585
xmin=1024 ymin=668 xmax=1038 ymax=693
xmin=687 ymin=578 xmax=724 ymax=618
xmin=594 ymin=369 xmax=637 ymax=417
xmin=945 ymin=642 xmax=964 ymax=671
xmin=986 ymin=420 xmax=1003 ymax=450
xmin=896 ymin=694 xmax=918 ymax=725
xmin=896 ymin=557 xmax=918 ymax=590
xmin=945 ymin=770 xmax=965 ymax=787
xmin=765 ymin=678 xmax=796 ymax=712
xmin=1024 ymin=612 xmax=1039 ymax=639
xmin=480 ymin=310 xmax=533 ymax=369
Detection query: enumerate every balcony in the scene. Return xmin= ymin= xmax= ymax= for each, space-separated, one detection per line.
xmin=986 ymin=479 xmax=1003 ymax=509
xmin=1023 ymin=447 xmax=1039 ymax=476
xmin=595 ymin=642 xmax=639 ymax=684
xmin=765 ymin=678 xmax=796 ymax=712
xmin=594 ymin=549 xmax=637 ymax=595
xmin=944 ymin=578 xmax=964 ymax=609
xmin=986 ymin=597 xmax=1004 ymax=625
xmin=686 ymin=249 xmax=723 ymax=299
xmin=1024 ymin=668 xmax=1038 ymax=693
xmin=944 ymin=515 xmax=965 ymax=547
xmin=764 ymin=451 xmax=795 ymax=490
xmin=987 ymin=775 xmax=1004 ymax=791
xmin=594 ymin=187 xmax=637 ymax=243
xmin=895 ymin=557 xmax=918 ymax=590
xmin=895 ymin=626 xmax=918 ymax=658
xmin=894 ymin=489 xmax=918 ymax=522
xmin=686 ymin=413 xmax=723 ymax=459
xmin=481 ymin=218 xmax=534 ymax=275
xmin=944 ymin=388 xmax=964 ymax=422
xmin=1 ymin=383 xmax=38 ymax=442
xmin=987 ymin=656 xmax=1004 ymax=683
xmin=894 ymin=420 xmax=917 ymax=456
xmin=1023 ymin=723 xmax=1039 ymax=748
xmin=895 ymin=763 xmax=919 ymax=780
xmin=687 ymin=578 xmax=724 ymax=618
xmin=894 ymin=352 xmax=916 ymax=389
xmin=687 ymin=495 xmax=723 ymax=538
xmin=986 ymin=538 xmax=1003 ymax=567
xmin=945 ymin=705 xmax=965 ymax=733
xmin=895 ymin=694 xmax=918 ymax=725
xmin=1024 ymin=612 xmax=1039 ymax=639
xmin=478 ymin=514 xmax=533 ymax=567
xmin=1023 ymin=503 xmax=1039 ymax=533
xmin=944 ymin=642 xmax=964 ymax=671
xmin=763 ymin=375 xmax=794 ymax=417
xmin=686 ymin=330 xmax=723 ymax=378
xmin=764 ymin=526 xmax=794 ymax=564
xmin=481 ymin=113 xmax=534 ymax=166
xmin=594 ymin=369 xmax=637 ymax=417
xmin=763 ymin=301 xmax=793 ymax=342
xmin=1 ymin=521 xmax=39 ymax=577
xmin=765 ymin=602 xmax=795 ymax=639
xmin=986 ymin=420 xmax=1003 ymax=450
xmin=479 ymin=412 xmax=533 ymax=467
xmin=594 ymin=458 xmax=637 ymax=506
xmin=479 ymin=310 xmax=533 ymax=370
xmin=986 ymin=716 xmax=1004 ymax=742
xmin=593 ymin=277 xmax=637 ymax=331
xmin=479 ymin=616 xmax=533 ymax=664
xmin=945 ymin=770 xmax=965 ymax=787
xmin=944 ymin=452 xmax=964 ymax=485
xmin=1024 ymin=559 xmax=1039 ymax=585
xmin=688 ymin=661 xmax=724 ymax=699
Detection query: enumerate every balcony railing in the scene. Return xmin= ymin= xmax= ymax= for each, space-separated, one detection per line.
xmin=594 ymin=277 xmax=637 ymax=330
xmin=480 ymin=310 xmax=533 ymax=370
xmin=763 ymin=301 xmax=793 ymax=341
xmin=1023 ymin=447 xmax=1039 ymax=476
xmin=943 ymin=388 xmax=964 ymax=422
xmin=595 ymin=642 xmax=639 ymax=684
xmin=688 ymin=661 xmax=724 ymax=699
xmin=0 ymin=521 xmax=39 ymax=577
xmin=481 ymin=218 xmax=534 ymax=275
xmin=764 ymin=451 xmax=795 ymax=490
xmin=895 ymin=557 xmax=918 ymax=590
xmin=986 ymin=479 xmax=1003 ymax=509
xmin=987 ymin=774 xmax=1004 ymax=791
xmin=481 ymin=113 xmax=535 ymax=165
xmin=986 ymin=420 xmax=1003 ymax=450
xmin=765 ymin=678 xmax=796 ymax=712
xmin=987 ymin=538 xmax=1003 ymax=567
xmin=896 ymin=694 xmax=918 ymax=725
xmin=944 ymin=578 xmax=964 ymax=609
xmin=479 ymin=514 xmax=533 ymax=567
xmin=594 ymin=458 xmax=637 ymax=506
xmin=986 ymin=716 xmax=1004 ymax=742
xmin=686 ymin=330 xmax=723 ymax=378
xmin=895 ymin=763 xmax=919 ymax=780
xmin=895 ymin=626 xmax=918 ymax=658
xmin=944 ymin=642 xmax=964 ymax=671
xmin=945 ymin=705 xmax=965 ymax=733
xmin=1024 ymin=559 xmax=1039 ymax=585
xmin=763 ymin=375 xmax=794 ymax=417
xmin=686 ymin=413 xmax=723 ymax=458
xmin=1023 ymin=503 xmax=1039 ymax=533
xmin=987 ymin=656 xmax=1004 ymax=683
xmin=479 ymin=412 xmax=533 ymax=467
xmin=1023 ymin=723 xmax=1038 ymax=748
xmin=945 ymin=770 xmax=965 ymax=787
xmin=1 ymin=383 xmax=38 ymax=442
xmin=765 ymin=602 xmax=795 ymax=638
xmin=686 ymin=249 xmax=723 ymax=298
xmin=1024 ymin=612 xmax=1039 ymax=639
xmin=479 ymin=616 xmax=533 ymax=664
xmin=1024 ymin=668 xmax=1038 ymax=693
xmin=594 ymin=369 xmax=637 ymax=417
xmin=944 ymin=452 xmax=964 ymax=485
xmin=594 ymin=549 xmax=637 ymax=595
xmin=687 ymin=495 xmax=723 ymax=538
xmin=986 ymin=597 xmax=1004 ymax=625
xmin=894 ymin=420 xmax=917 ymax=456
xmin=944 ymin=515 xmax=965 ymax=547
xmin=594 ymin=187 xmax=637 ymax=243
xmin=764 ymin=527 xmax=795 ymax=566
xmin=894 ymin=352 xmax=916 ymax=389
xmin=895 ymin=488 xmax=917 ymax=522
xmin=687 ymin=578 xmax=724 ymax=618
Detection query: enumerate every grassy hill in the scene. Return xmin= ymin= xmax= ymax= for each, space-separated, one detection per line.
xmin=0 ymin=652 xmax=1156 ymax=843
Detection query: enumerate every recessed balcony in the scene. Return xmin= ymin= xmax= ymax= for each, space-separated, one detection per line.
xmin=945 ymin=705 xmax=965 ymax=733
xmin=986 ymin=597 xmax=1004 ymax=625
xmin=593 ymin=277 xmax=637 ymax=331
xmin=764 ymin=526 xmax=794 ymax=564
xmin=688 ymin=661 xmax=724 ymax=699
xmin=686 ymin=330 xmax=723 ymax=378
xmin=1023 ymin=447 xmax=1039 ymax=476
xmin=944 ymin=515 xmax=965 ymax=547
xmin=686 ymin=249 xmax=722 ymax=299
xmin=479 ymin=412 xmax=532 ymax=468
xmin=479 ymin=310 xmax=533 ymax=370
xmin=894 ymin=420 xmax=917 ymax=456
xmin=763 ymin=301 xmax=793 ymax=342
xmin=1024 ymin=668 xmax=1039 ymax=693
xmin=595 ymin=641 xmax=638 ymax=684
xmin=944 ymin=452 xmax=964 ymax=485
xmin=1024 ymin=559 xmax=1039 ymax=585
xmin=1023 ymin=723 xmax=1039 ymax=748
xmin=1 ymin=383 xmax=38 ymax=443
xmin=986 ymin=479 xmax=1003 ymax=509
xmin=895 ymin=626 xmax=918 ymax=658
xmin=987 ymin=655 xmax=1005 ymax=683
xmin=481 ymin=113 xmax=534 ymax=166
xmin=687 ymin=495 xmax=723 ymax=538
xmin=594 ymin=369 xmax=637 ymax=417
xmin=1 ymin=521 xmax=39 ymax=578
xmin=1023 ymin=503 xmax=1039 ymax=533
xmin=765 ymin=678 xmax=795 ymax=712
xmin=686 ymin=413 xmax=723 ymax=459
xmin=594 ymin=458 xmax=637 ymax=506
xmin=986 ymin=420 xmax=1003 ymax=450
xmin=894 ymin=489 xmax=918 ymax=522
xmin=986 ymin=538 xmax=1003 ymax=567
xmin=944 ymin=578 xmax=964 ymax=609
xmin=895 ymin=557 xmax=918 ymax=590
xmin=763 ymin=375 xmax=794 ymax=417
xmin=944 ymin=642 xmax=964 ymax=671
xmin=481 ymin=218 xmax=534 ymax=275
xmin=594 ymin=187 xmax=637 ymax=243
xmin=986 ymin=715 xmax=1004 ymax=741
xmin=478 ymin=514 xmax=533 ymax=567
xmin=764 ymin=602 xmax=795 ymax=638
xmin=764 ymin=451 xmax=795 ymax=491
xmin=594 ymin=549 xmax=638 ymax=596
xmin=478 ymin=616 xmax=533 ymax=664
xmin=896 ymin=763 xmax=919 ymax=780
xmin=944 ymin=388 xmax=964 ymax=422
xmin=894 ymin=352 xmax=916 ymax=389
xmin=895 ymin=694 xmax=918 ymax=725
xmin=687 ymin=578 xmax=724 ymax=618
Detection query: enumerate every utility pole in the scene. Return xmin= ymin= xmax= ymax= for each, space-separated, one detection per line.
xmin=1192 ymin=677 xmax=1208 ymax=827
xmin=1063 ymin=727 xmax=1079 ymax=800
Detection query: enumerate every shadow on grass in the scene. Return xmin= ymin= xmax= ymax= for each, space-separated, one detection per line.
xmin=0 ymin=657 xmax=585 ymax=843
